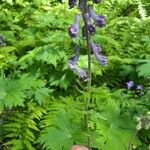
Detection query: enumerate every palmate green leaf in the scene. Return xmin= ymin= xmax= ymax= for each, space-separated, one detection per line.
xmin=38 ymin=99 xmax=88 ymax=149
xmin=34 ymin=88 xmax=52 ymax=105
xmin=0 ymin=76 xmax=32 ymax=110
xmin=36 ymin=45 xmax=67 ymax=67
xmin=119 ymin=65 xmax=134 ymax=76
xmin=49 ymin=73 xmax=71 ymax=90
xmin=136 ymin=62 xmax=150 ymax=77
xmin=91 ymin=117 xmax=141 ymax=150
xmin=19 ymin=42 xmax=67 ymax=68
xmin=91 ymin=99 xmax=141 ymax=150
xmin=87 ymin=87 xmax=141 ymax=150
xmin=39 ymin=127 xmax=73 ymax=150
xmin=38 ymin=109 xmax=74 ymax=150
xmin=93 ymin=128 xmax=140 ymax=150
xmin=0 ymin=78 xmax=25 ymax=108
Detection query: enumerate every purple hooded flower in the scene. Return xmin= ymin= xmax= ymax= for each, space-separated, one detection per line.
xmin=89 ymin=5 xmax=105 ymax=27
xmin=90 ymin=41 xmax=102 ymax=53
xmin=68 ymin=45 xmax=80 ymax=69
xmin=68 ymin=0 xmax=77 ymax=9
xmin=68 ymin=14 xmax=81 ymax=38
xmin=93 ymin=0 xmax=102 ymax=3
xmin=90 ymin=41 xmax=107 ymax=65
xmin=95 ymin=54 xmax=107 ymax=65
xmin=83 ymin=13 xmax=95 ymax=35
xmin=68 ymin=45 xmax=89 ymax=81
xmin=75 ymin=66 xmax=89 ymax=81
xmin=126 ymin=81 xmax=134 ymax=89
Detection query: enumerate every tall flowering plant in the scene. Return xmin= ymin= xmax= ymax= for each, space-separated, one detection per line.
xmin=68 ymin=0 xmax=107 ymax=80
xmin=68 ymin=0 xmax=107 ymax=149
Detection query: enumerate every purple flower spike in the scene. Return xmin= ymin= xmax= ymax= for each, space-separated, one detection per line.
xmin=93 ymin=0 xmax=102 ymax=3
xmin=68 ymin=0 xmax=77 ymax=9
xmin=68 ymin=14 xmax=81 ymax=38
xmin=89 ymin=5 xmax=105 ymax=27
xmin=126 ymin=81 xmax=134 ymax=89
xmin=83 ymin=13 xmax=95 ymax=35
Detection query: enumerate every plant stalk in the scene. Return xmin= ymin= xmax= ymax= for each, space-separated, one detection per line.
xmin=81 ymin=0 xmax=92 ymax=149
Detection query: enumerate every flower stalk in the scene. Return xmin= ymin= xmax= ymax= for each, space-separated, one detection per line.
xmin=68 ymin=0 xmax=106 ymax=149
xmin=81 ymin=1 xmax=92 ymax=149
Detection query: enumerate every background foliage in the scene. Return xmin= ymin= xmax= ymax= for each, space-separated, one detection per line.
xmin=0 ymin=0 xmax=150 ymax=149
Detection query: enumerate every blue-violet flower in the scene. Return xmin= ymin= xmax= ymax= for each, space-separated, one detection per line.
xmin=90 ymin=41 xmax=107 ymax=65
xmin=68 ymin=45 xmax=89 ymax=81
xmin=75 ymin=66 xmax=89 ymax=81
xmin=68 ymin=14 xmax=81 ymax=38
xmin=89 ymin=5 xmax=105 ymax=27
xmin=83 ymin=12 xmax=95 ymax=35
xmin=126 ymin=81 xmax=134 ymax=89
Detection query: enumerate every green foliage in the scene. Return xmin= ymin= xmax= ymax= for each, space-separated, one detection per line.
xmin=0 ymin=102 xmax=45 ymax=150
xmin=0 ymin=0 xmax=150 ymax=150
xmin=0 ymin=76 xmax=31 ymax=111
xmin=37 ymin=97 xmax=86 ymax=150
xmin=137 ymin=61 xmax=150 ymax=77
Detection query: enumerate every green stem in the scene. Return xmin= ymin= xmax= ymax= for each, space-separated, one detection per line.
xmin=81 ymin=0 xmax=92 ymax=149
